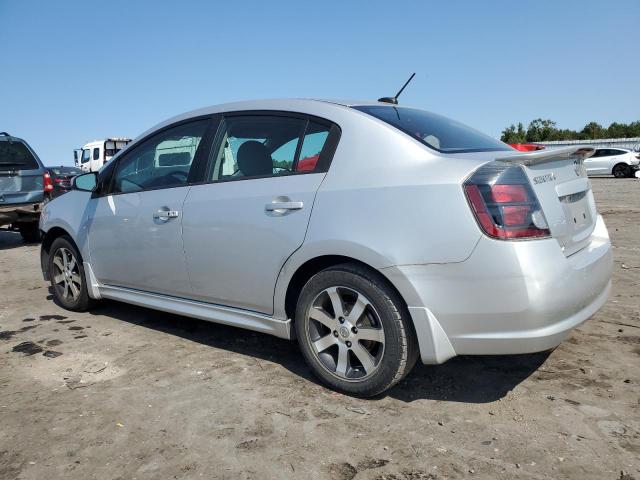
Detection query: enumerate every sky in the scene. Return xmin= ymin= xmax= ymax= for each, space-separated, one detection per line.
xmin=1 ymin=0 xmax=639 ymax=165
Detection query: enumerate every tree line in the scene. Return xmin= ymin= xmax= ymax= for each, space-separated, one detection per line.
xmin=500 ymin=119 xmax=640 ymax=143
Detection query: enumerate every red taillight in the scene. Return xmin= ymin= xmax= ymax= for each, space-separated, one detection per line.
xmin=43 ymin=172 xmax=54 ymax=192
xmin=490 ymin=184 xmax=527 ymax=203
xmin=464 ymin=162 xmax=550 ymax=240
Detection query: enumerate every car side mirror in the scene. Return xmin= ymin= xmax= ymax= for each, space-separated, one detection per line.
xmin=73 ymin=172 xmax=98 ymax=192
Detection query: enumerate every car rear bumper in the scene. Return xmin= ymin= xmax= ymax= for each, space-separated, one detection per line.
xmin=0 ymin=202 xmax=42 ymax=225
xmin=384 ymin=214 xmax=613 ymax=364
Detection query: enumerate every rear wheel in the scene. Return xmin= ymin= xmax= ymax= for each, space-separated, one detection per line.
xmin=18 ymin=223 xmax=41 ymax=243
xmin=295 ymin=263 xmax=418 ymax=397
xmin=612 ymin=163 xmax=631 ymax=178
xmin=48 ymin=236 xmax=93 ymax=312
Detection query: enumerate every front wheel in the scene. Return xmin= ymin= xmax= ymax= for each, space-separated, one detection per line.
xmin=295 ymin=263 xmax=418 ymax=397
xmin=612 ymin=163 xmax=631 ymax=178
xmin=48 ymin=236 xmax=93 ymax=312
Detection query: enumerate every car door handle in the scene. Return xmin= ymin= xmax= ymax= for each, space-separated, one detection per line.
xmin=265 ymin=201 xmax=304 ymax=212
xmin=153 ymin=210 xmax=180 ymax=220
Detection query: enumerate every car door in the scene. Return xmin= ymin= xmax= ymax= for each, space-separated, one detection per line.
xmin=87 ymin=118 xmax=212 ymax=297
xmin=182 ymin=113 xmax=339 ymax=314
xmin=606 ymin=149 xmax=626 ymax=172
xmin=585 ymin=149 xmax=609 ymax=174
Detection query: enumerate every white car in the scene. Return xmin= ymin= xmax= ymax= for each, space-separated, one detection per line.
xmin=583 ymin=147 xmax=639 ymax=178
xmin=39 ymin=99 xmax=613 ymax=396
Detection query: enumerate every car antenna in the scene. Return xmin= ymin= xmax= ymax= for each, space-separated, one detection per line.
xmin=378 ymin=73 xmax=416 ymax=105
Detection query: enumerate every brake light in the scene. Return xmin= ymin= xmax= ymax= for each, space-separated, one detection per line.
xmin=464 ymin=162 xmax=550 ymax=240
xmin=43 ymin=172 xmax=54 ymax=192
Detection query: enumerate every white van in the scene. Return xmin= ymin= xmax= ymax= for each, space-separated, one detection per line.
xmin=74 ymin=138 xmax=131 ymax=172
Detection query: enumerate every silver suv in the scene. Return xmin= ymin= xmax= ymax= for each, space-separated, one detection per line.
xmin=0 ymin=132 xmax=46 ymax=242
xmin=40 ymin=99 xmax=612 ymax=396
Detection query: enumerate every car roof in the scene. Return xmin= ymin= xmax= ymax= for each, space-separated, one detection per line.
xmin=135 ymin=98 xmax=413 ymax=145
xmin=596 ymin=147 xmax=629 ymax=152
xmin=0 ymin=132 xmax=28 ymax=144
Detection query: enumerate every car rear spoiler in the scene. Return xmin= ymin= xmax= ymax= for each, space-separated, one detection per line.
xmin=496 ymin=146 xmax=595 ymax=166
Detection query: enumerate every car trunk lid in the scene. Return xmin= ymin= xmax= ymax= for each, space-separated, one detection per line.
xmin=0 ymin=168 xmax=43 ymax=203
xmin=498 ymin=146 xmax=596 ymax=256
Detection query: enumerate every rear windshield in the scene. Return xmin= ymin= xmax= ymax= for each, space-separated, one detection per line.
xmin=0 ymin=141 xmax=40 ymax=169
xmin=50 ymin=167 xmax=82 ymax=175
xmin=353 ymin=106 xmax=512 ymax=154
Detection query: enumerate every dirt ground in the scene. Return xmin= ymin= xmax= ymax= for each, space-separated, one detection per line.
xmin=0 ymin=178 xmax=638 ymax=480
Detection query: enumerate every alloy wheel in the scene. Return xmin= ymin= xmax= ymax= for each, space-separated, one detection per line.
xmin=52 ymin=247 xmax=82 ymax=302
xmin=305 ymin=286 xmax=385 ymax=381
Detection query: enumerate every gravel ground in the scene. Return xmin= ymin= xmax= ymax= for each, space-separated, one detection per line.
xmin=0 ymin=178 xmax=638 ymax=480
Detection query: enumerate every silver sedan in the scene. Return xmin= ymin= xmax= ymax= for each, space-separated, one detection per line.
xmin=40 ymin=99 xmax=612 ymax=396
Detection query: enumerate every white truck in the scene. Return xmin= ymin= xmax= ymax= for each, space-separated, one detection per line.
xmin=74 ymin=138 xmax=131 ymax=172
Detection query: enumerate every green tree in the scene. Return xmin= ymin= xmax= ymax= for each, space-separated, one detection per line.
xmin=501 ymin=119 xmax=640 ymax=142
xmin=581 ymin=122 xmax=605 ymax=139
xmin=606 ymin=122 xmax=625 ymax=138
xmin=526 ymin=119 xmax=557 ymax=142
xmin=500 ymin=122 xmax=526 ymax=143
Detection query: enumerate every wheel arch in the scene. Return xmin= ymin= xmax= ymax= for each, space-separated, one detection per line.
xmin=40 ymin=226 xmax=75 ymax=280
xmin=279 ymin=254 xmax=420 ymax=336
xmin=612 ymin=162 xmax=631 ymax=177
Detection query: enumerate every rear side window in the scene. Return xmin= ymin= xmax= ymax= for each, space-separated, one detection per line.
xmin=296 ymin=122 xmax=331 ymax=172
xmin=0 ymin=141 xmax=40 ymax=170
xmin=353 ymin=106 xmax=512 ymax=154
xmin=209 ymin=115 xmax=332 ymax=181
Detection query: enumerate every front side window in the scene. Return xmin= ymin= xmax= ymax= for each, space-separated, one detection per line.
xmin=93 ymin=148 xmax=100 ymax=160
xmin=210 ymin=116 xmax=332 ymax=181
xmin=112 ymin=120 xmax=208 ymax=194
xmin=81 ymin=149 xmax=90 ymax=163
xmin=353 ymin=105 xmax=512 ymax=154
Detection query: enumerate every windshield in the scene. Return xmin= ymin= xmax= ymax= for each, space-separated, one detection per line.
xmin=353 ymin=106 xmax=512 ymax=154
xmin=0 ymin=141 xmax=40 ymax=169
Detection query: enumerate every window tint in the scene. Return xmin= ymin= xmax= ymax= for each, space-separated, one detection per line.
xmin=112 ymin=120 xmax=208 ymax=194
xmin=211 ymin=116 xmax=306 ymax=181
xmin=81 ymin=149 xmax=90 ymax=163
xmin=596 ymin=149 xmax=617 ymax=157
xmin=353 ymin=106 xmax=511 ymax=154
xmin=93 ymin=148 xmax=100 ymax=160
xmin=296 ymin=122 xmax=330 ymax=172
xmin=0 ymin=141 xmax=39 ymax=170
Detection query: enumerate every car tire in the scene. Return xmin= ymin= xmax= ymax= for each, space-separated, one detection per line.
xmin=295 ymin=263 xmax=418 ymax=397
xmin=48 ymin=236 xmax=94 ymax=312
xmin=612 ymin=163 xmax=631 ymax=178
xmin=18 ymin=223 xmax=41 ymax=243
